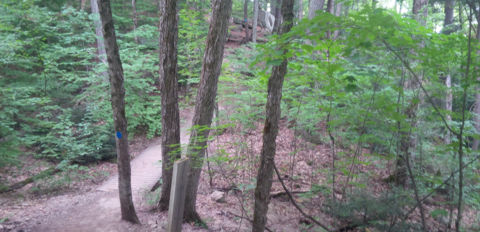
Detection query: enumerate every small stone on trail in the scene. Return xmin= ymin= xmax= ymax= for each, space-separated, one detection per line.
xmin=210 ymin=190 xmax=226 ymax=203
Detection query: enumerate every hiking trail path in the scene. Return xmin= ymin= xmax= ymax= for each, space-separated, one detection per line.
xmin=26 ymin=110 xmax=193 ymax=232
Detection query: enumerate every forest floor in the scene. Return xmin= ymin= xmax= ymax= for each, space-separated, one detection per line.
xmin=0 ymin=24 xmax=285 ymax=232
xmin=2 ymin=23 xmax=478 ymax=232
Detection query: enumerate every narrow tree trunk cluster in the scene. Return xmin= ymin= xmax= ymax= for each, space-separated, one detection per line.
xmin=157 ymin=0 xmax=181 ymax=211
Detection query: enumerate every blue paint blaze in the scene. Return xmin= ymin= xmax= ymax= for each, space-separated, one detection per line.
xmin=116 ymin=131 xmax=122 ymax=139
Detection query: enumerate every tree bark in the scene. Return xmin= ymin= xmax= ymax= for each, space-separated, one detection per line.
xmin=253 ymin=0 xmax=259 ymax=42
xmin=97 ymin=0 xmax=140 ymax=224
xmin=445 ymin=73 xmax=452 ymax=144
xmin=325 ymin=0 xmax=334 ymax=40
xmin=272 ymin=0 xmax=282 ymax=33
xmin=444 ymin=0 xmax=455 ymax=30
xmin=308 ymin=0 xmax=324 ymax=19
xmin=81 ymin=0 xmax=87 ymax=10
xmin=157 ymin=0 xmax=181 ymax=211
xmin=443 ymin=0 xmax=455 ymax=144
xmin=91 ymin=0 xmax=107 ymax=71
xmin=132 ymin=0 xmax=138 ymax=43
xmin=412 ymin=0 xmax=428 ymax=26
xmin=326 ymin=0 xmax=334 ymax=14
xmin=251 ymin=0 xmax=294 ymax=230
xmin=183 ymin=0 xmax=232 ymax=223
xmin=243 ymin=0 xmax=251 ymax=42
xmin=473 ymin=21 xmax=480 ymax=151
xmin=332 ymin=2 xmax=342 ymax=38
xmin=297 ymin=0 xmax=303 ymax=20
xmin=394 ymin=0 xmax=429 ymax=187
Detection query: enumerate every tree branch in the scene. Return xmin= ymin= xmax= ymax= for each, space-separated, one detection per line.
xmin=273 ymin=163 xmax=332 ymax=232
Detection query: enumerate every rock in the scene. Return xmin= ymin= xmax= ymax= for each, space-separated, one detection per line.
xmin=148 ymin=220 xmax=157 ymax=229
xmin=210 ymin=191 xmax=226 ymax=203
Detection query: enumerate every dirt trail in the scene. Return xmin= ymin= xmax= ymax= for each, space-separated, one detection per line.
xmin=11 ymin=28 xmax=254 ymax=232
xmin=22 ymin=110 xmax=193 ymax=232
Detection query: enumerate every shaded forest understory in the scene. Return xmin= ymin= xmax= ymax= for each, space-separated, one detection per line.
xmin=1 ymin=0 xmax=480 ymax=231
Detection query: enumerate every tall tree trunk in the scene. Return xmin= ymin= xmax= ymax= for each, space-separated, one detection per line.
xmin=444 ymin=0 xmax=454 ymax=30
xmin=97 ymin=0 xmax=140 ymax=224
xmin=81 ymin=0 xmax=87 ymax=10
xmin=243 ymin=0 xmax=251 ymax=42
xmin=183 ymin=0 xmax=232 ymax=222
xmin=157 ymin=0 xmax=181 ymax=211
xmin=308 ymin=0 xmax=324 ymax=19
xmin=91 ymin=0 xmax=107 ymax=71
xmin=251 ymin=0 xmax=294 ymax=230
xmin=326 ymin=0 xmax=334 ymax=14
xmin=412 ymin=0 xmax=428 ymax=25
xmin=253 ymin=0 xmax=259 ymax=42
xmin=394 ymin=0 xmax=428 ymax=187
xmin=445 ymin=74 xmax=452 ymax=144
xmin=443 ymin=0 xmax=454 ymax=144
xmin=132 ymin=0 xmax=138 ymax=43
xmin=473 ymin=21 xmax=480 ymax=151
xmin=273 ymin=0 xmax=282 ymax=33
xmin=297 ymin=0 xmax=303 ymax=20
xmin=333 ymin=2 xmax=342 ymax=38
xmin=325 ymin=0 xmax=334 ymax=40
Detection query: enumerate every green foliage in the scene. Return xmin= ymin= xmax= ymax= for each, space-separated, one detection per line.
xmin=327 ymin=190 xmax=419 ymax=231
xmin=224 ymin=5 xmax=480 ymax=229
xmin=0 ymin=2 xmax=163 ymax=165
xmin=177 ymin=8 xmax=209 ymax=86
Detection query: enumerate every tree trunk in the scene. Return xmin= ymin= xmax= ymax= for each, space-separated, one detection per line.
xmin=473 ymin=21 xmax=480 ymax=151
xmin=445 ymin=74 xmax=452 ymax=144
xmin=325 ymin=0 xmax=334 ymax=40
xmin=91 ymin=0 xmax=107 ymax=70
xmin=444 ymin=0 xmax=454 ymax=30
xmin=412 ymin=0 xmax=428 ymax=26
xmin=81 ymin=0 xmax=87 ymax=10
xmin=157 ymin=0 xmax=181 ymax=211
xmin=272 ymin=0 xmax=282 ymax=33
xmin=97 ymin=0 xmax=140 ymax=224
xmin=253 ymin=0 xmax=259 ymax=42
xmin=251 ymin=0 xmax=294 ymax=230
xmin=243 ymin=0 xmax=250 ymax=42
xmin=183 ymin=0 xmax=232 ymax=223
xmin=326 ymin=0 xmax=334 ymax=14
xmin=394 ymin=0 xmax=429 ymax=187
xmin=443 ymin=0 xmax=455 ymax=144
xmin=132 ymin=0 xmax=138 ymax=43
xmin=333 ymin=2 xmax=342 ymax=38
xmin=308 ymin=0 xmax=325 ymax=19
xmin=297 ymin=0 xmax=303 ymax=20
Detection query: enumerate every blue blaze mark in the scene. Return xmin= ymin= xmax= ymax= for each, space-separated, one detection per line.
xmin=116 ymin=131 xmax=122 ymax=139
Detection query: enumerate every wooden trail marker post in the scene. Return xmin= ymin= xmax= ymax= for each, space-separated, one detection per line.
xmin=167 ymin=158 xmax=190 ymax=232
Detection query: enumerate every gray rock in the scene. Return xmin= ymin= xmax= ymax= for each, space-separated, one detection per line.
xmin=210 ymin=191 xmax=226 ymax=203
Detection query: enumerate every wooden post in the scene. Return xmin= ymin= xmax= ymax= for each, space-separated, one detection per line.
xmin=167 ymin=158 xmax=190 ymax=232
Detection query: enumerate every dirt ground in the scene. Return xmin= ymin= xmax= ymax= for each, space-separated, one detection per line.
xmin=2 ymin=23 xmax=478 ymax=232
